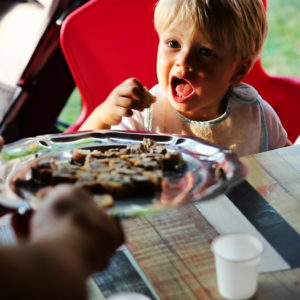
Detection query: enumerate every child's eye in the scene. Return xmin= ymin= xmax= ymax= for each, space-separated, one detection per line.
xmin=199 ymin=47 xmax=214 ymax=57
xmin=167 ymin=40 xmax=181 ymax=48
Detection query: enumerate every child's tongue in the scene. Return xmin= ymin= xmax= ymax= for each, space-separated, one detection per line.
xmin=175 ymin=79 xmax=193 ymax=97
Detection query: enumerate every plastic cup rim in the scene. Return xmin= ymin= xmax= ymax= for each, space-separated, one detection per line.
xmin=211 ymin=232 xmax=264 ymax=263
xmin=106 ymin=292 xmax=151 ymax=300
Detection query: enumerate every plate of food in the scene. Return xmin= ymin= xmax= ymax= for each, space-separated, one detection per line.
xmin=0 ymin=130 xmax=247 ymax=217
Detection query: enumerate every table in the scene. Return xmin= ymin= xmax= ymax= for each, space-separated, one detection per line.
xmin=116 ymin=144 xmax=300 ymax=300
xmin=1 ymin=145 xmax=300 ymax=299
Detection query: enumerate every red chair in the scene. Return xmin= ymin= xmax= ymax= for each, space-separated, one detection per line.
xmin=60 ymin=0 xmax=300 ymax=142
xmin=244 ymin=60 xmax=300 ymax=143
xmin=60 ymin=0 xmax=158 ymax=133
xmin=243 ymin=0 xmax=300 ymax=142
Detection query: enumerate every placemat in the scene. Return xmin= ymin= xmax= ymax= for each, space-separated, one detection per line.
xmin=122 ymin=203 xmax=220 ymax=300
xmin=92 ymin=249 xmax=155 ymax=299
xmin=227 ymin=180 xmax=300 ymax=268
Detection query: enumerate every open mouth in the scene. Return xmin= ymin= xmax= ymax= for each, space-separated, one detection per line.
xmin=171 ymin=77 xmax=195 ymax=103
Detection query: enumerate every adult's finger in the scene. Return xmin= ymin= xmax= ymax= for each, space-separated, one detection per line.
xmin=0 ymin=206 xmax=15 ymax=217
xmin=0 ymin=136 xmax=5 ymax=150
xmin=11 ymin=210 xmax=34 ymax=241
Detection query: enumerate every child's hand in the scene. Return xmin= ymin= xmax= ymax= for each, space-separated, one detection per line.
xmin=79 ymin=78 xmax=155 ymax=130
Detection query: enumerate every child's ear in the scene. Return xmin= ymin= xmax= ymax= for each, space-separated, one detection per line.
xmin=230 ymin=58 xmax=252 ymax=86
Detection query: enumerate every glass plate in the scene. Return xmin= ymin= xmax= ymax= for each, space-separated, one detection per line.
xmin=0 ymin=130 xmax=247 ymax=217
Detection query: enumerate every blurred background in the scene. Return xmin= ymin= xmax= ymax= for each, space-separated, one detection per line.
xmin=58 ymin=0 xmax=300 ymax=128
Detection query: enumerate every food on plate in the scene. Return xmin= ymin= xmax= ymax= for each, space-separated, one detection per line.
xmin=30 ymin=138 xmax=185 ymax=208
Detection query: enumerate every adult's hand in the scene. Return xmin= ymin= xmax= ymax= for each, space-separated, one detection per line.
xmin=0 ymin=136 xmax=4 ymax=150
xmin=0 ymin=207 xmax=15 ymax=218
xmin=31 ymin=184 xmax=124 ymax=275
xmin=0 ymin=185 xmax=124 ymax=300
xmin=0 ymin=136 xmax=14 ymax=218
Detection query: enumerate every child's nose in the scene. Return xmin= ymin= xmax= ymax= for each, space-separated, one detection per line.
xmin=175 ymin=49 xmax=194 ymax=71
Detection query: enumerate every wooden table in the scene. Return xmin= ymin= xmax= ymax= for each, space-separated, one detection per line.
xmin=1 ymin=144 xmax=300 ymax=300
xmin=119 ymin=144 xmax=300 ymax=300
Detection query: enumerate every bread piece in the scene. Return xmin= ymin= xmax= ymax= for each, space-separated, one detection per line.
xmin=97 ymin=173 xmax=134 ymax=198
xmin=142 ymin=169 xmax=163 ymax=191
xmin=93 ymin=194 xmax=114 ymax=209
xmin=72 ymin=149 xmax=91 ymax=164
xmin=162 ymin=151 xmax=184 ymax=170
xmin=130 ymin=175 xmax=156 ymax=196
xmin=31 ymin=159 xmax=57 ymax=184
xmin=75 ymin=172 xmax=105 ymax=194
xmin=30 ymin=138 xmax=186 ymax=203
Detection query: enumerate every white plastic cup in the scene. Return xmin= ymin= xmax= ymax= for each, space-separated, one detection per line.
xmin=106 ymin=292 xmax=151 ymax=300
xmin=211 ymin=233 xmax=263 ymax=299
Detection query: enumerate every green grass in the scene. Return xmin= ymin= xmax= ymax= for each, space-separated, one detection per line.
xmin=57 ymin=86 xmax=82 ymax=126
xmin=58 ymin=0 xmax=300 ymax=127
xmin=262 ymin=0 xmax=300 ymax=76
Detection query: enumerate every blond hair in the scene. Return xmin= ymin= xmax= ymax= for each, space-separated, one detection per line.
xmin=154 ymin=0 xmax=267 ymax=62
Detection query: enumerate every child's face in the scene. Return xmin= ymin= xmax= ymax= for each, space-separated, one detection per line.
xmin=156 ymin=19 xmax=245 ymax=121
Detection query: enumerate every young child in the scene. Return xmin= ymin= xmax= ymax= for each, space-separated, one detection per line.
xmin=79 ymin=0 xmax=292 ymax=156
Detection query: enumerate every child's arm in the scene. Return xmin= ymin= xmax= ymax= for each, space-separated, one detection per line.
xmin=79 ymin=78 xmax=155 ymax=131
